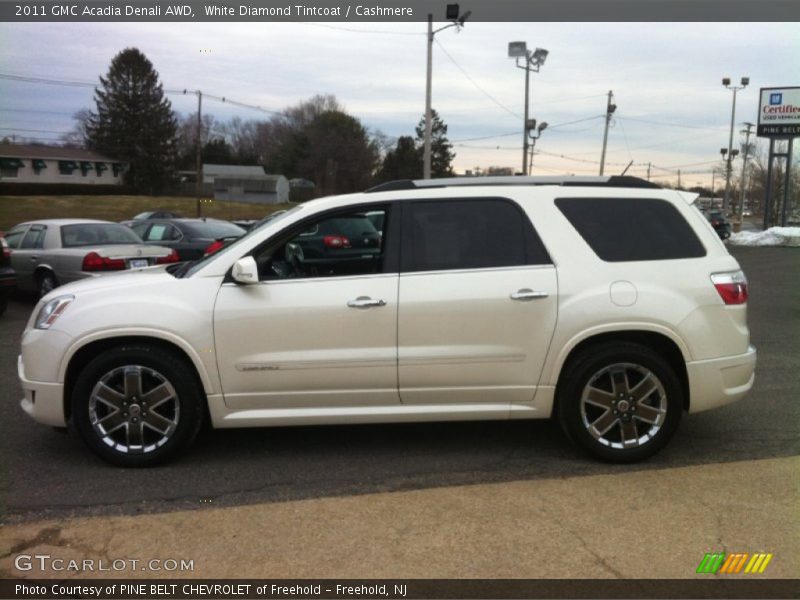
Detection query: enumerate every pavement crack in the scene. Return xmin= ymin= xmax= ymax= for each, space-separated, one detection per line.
xmin=0 ymin=526 xmax=63 ymax=559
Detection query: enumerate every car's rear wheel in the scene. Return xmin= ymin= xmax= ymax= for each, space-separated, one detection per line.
xmin=557 ymin=342 xmax=683 ymax=462
xmin=70 ymin=344 xmax=204 ymax=467
xmin=37 ymin=271 xmax=57 ymax=297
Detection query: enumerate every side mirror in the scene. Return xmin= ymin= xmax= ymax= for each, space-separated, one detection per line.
xmin=231 ymin=256 xmax=259 ymax=285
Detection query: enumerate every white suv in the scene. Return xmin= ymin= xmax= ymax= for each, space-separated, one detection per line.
xmin=18 ymin=176 xmax=756 ymax=466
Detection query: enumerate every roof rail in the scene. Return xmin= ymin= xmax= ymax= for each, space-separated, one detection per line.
xmin=365 ymin=175 xmax=660 ymax=193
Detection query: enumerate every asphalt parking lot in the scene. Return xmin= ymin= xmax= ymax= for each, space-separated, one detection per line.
xmin=0 ymin=246 xmax=798 ymax=526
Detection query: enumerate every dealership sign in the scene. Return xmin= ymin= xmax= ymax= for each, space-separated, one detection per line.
xmin=758 ymin=86 xmax=800 ymax=137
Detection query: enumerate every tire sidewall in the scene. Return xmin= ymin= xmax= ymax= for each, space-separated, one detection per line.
xmin=558 ymin=343 xmax=683 ymax=462
xmin=70 ymin=345 xmax=203 ymax=467
xmin=38 ymin=271 xmax=57 ymax=298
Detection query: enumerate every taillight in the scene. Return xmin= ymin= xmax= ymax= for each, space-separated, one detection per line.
xmin=711 ymin=271 xmax=748 ymax=305
xmin=1 ymin=240 xmax=9 ymax=259
xmin=323 ymin=235 xmax=351 ymax=249
xmin=157 ymin=249 xmax=180 ymax=263
xmin=82 ymin=252 xmax=125 ymax=271
xmin=204 ymin=240 xmax=224 ymax=255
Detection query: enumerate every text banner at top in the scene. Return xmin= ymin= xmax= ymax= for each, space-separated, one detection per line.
xmin=2 ymin=0 xmax=800 ymax=22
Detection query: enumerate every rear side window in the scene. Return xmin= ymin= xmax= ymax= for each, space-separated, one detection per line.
xmin=20 ymin=225 xmax=46 ymax=249
xmin=403 ymin=198 xmax=550 ymax=272
xmin=555 ymin=197 xmax=706 ymax=262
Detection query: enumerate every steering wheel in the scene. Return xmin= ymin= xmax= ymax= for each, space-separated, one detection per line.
xmin=284 ymin=242 xmax=305 ymax=276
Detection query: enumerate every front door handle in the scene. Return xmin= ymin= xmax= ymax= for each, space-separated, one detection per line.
xmin=347 ymin=296 xmax=387 ymax=309
xmin=510 ymin=289 xmax=549 ymax=301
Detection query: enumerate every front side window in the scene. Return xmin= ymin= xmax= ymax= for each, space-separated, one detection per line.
xmin=253 ymin=207 xmax=389 ymax=281
xmin=555 ymin=197 xmax=706 ymax=262
xmin=402 ymin=198 xmax=550 ymax=272
xmin=20 ymin=225 xmax=46 ymax=249
xmin=4 ymin=225 xmax=29 ymax=249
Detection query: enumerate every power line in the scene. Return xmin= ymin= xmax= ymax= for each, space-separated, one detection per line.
xmin=301 ymin=22 xmax=423 ymax=36
xmin=434 ymin=39 xmax=521 ymax=120
xmin=616 ymin=115 xmax=727 ymax=132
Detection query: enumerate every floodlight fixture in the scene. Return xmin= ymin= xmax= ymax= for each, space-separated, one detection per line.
xmin=532 ymin=48 xmax=549 ymax=65
xmin=538 ymin=121 xmax=549 ymax=133
xmin=722 ymin=77 xmax=731 ymax=86
xmin=741 ymin=77 xmax=749 ymax=86
xmin=446 ymin=3 xmax=459 ymax=19
xmin=508 ymin=41 xmax=527 ymax=58
xmin=720 ymin=148 xmax=728 ymax=156
xmin=458 ymin=10 xmax=471 ymax=25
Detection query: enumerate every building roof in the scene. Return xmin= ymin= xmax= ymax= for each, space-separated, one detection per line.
xmin=202 ymin=163 xmax=266 ymax=183
xmin=0 ymin=143 xmax=122 ymax=162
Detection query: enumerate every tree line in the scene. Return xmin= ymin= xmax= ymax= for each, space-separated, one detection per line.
xmin=72 ymin=48 xmax=455 ymax=196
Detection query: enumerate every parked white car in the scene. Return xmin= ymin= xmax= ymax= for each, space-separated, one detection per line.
xmin=19 ymin=176 xmax=756 ymax=466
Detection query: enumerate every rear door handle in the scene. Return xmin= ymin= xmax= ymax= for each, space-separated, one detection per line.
xmin=347 ymin=296 xmax=387 ymax=309
xmin=510 ymin=289 xmax=549 ymax=301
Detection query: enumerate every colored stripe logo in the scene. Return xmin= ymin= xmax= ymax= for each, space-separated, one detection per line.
xmin=697 ymin=552 xmax=773 ymax=574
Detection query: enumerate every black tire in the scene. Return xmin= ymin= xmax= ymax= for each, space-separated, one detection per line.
xmin=0 ymin=292 xmax=7 ymax=316
xmin=557 ymin=341 xmax=683 ymax=462
xmin=37 ymin=271 xmax=58 ymax=297
xmin=70 ymin=344 xmax=204 ymax=467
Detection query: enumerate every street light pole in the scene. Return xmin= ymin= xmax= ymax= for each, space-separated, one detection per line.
xmin=722 ymin=76 xmax=748 ymax=213
xmin=423 ymin=5 xmax=470 ymax=180
xmin=508 ymin=42 xmax=548 ymax=175
xmin=737 ymin=122 xmax=755 ymax=224
xmin=424 ymin=14 xmax=433 ymax=180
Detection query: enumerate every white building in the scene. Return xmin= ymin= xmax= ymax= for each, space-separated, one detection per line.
xmin=0 ymin=144 xmax=127 ymax=186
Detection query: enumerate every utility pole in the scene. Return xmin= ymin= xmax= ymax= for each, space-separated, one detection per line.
xmin=737 ymin=122 xmax=755 ymax=225
xmin=647 ymin=162 xmax=651 ymax=181
xmin=194 ymin=90 xmax=203 ymax=217
xmin=599 ymin=90 xmax=616 ymax=176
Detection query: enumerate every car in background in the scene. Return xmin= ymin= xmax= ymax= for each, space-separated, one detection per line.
xmin=124 ymin=218 xmax=246 ymax=261
xmin=133 ymin=210 xmax=183 ymax=220
xmin=0 ymin=235 xmax=16 ymax=315
xmin=4 ymin=219 xmax=178 ymax=297
xmin=706 ymin=210 xmax=731 ymax=240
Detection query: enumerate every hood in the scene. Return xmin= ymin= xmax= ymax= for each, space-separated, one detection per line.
xmin=42 ymin=264 xmax=175 ymax=299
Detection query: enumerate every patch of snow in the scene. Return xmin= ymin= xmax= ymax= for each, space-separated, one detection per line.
xmin=729 ymin=227 xmax=800 ymax=247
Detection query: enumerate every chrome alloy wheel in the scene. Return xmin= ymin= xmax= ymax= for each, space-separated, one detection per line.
xmin=579 ymin=362 xmax=667 ymax=449
xmin=88 ymin=365 xmax=180 ymax=454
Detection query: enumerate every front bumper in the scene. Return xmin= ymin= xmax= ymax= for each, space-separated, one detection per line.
xmin=18 ymin=354 xmax=66 ymax=427
xmin=686 ymin=345 xmax=756 ymax=413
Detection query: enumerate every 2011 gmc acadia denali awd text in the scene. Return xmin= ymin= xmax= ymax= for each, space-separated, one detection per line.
xmin=18 ymin=176 xmax=756 ymax=466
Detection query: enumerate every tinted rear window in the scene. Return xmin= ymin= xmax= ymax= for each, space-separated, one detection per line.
xmin=184 ymin=221 xmax=246 ymax=239
xmin=403 ymin=198 xmax=550 ymax=272
xmin=61 ymin=223 xmax=144 ymax=247
xmin=555 ymin=197 xmax=706 ymax=262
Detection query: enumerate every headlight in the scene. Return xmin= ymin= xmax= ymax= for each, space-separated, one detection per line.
xmin=34 ymin=295 xmax=74 ymax=330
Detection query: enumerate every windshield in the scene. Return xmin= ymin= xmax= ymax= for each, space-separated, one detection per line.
xmin=178 ymin=205 xmax=304 ymax=278
xmin=61 ymin=223 xmax=144 ymax=247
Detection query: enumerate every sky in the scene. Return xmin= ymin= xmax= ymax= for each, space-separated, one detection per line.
xmin=0 ymin=20 xmax=798 ymax=187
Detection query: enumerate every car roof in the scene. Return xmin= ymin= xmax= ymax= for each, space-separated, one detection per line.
xmin=15 ymin=218 xmax=117 ymax=227
xmin=366 ymin=175 xmax=661 ymax=193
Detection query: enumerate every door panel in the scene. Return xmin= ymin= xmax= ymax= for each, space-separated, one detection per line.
xmin=214 ymin=274 xmax=399 ymax=410
xmin=398 ymin=266 xmax=558 ymax=404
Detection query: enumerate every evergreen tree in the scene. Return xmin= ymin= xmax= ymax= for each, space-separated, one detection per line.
xmin=415 ymin=109 xmax=455 ymax=177
xmin=87 ymin=48 xmax=178 ymax=193
xmin=377 ymin=136 xmax=422 ymax=181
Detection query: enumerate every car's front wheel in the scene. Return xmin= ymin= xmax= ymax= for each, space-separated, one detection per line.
xmin=37 ymin=271 xmax=58 ymax=297
xmin=557 ymin=342 xmax=683 ymax=462
xmin=70 ymin=344 xmax=204 ymax=466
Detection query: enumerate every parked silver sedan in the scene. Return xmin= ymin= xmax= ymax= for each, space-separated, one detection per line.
xmin=5 ymin=219 xmax=179 ymax=296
